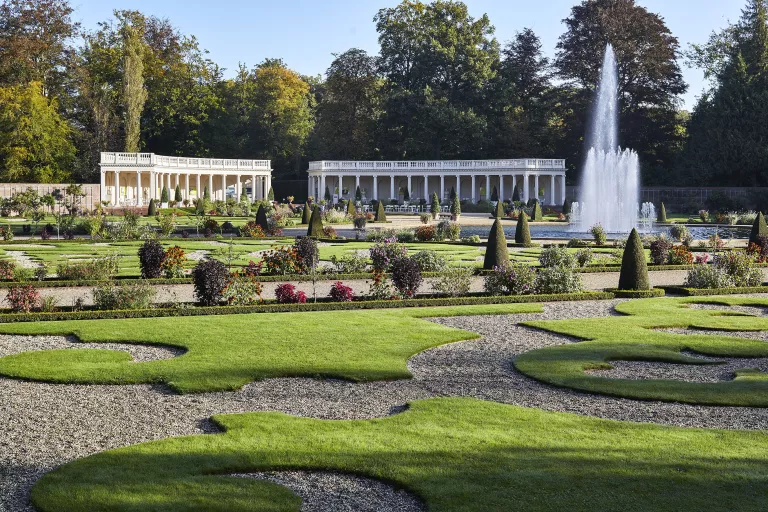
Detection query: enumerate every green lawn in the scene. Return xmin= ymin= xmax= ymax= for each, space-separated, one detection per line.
xmin=32 ymin=396 xmax=768 ymax=512
xmin=0 ymin=303 xmax=541 ymax=393
xmin=516 ymin=296 xmax=768 ymax=406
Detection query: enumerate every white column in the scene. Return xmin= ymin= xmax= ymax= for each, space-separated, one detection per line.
xmin=355 ymin=175 xmax=360 ymax=198
xmin=560 ymin=174 xmax=566 ymax=204
xmin=551 ymin=175 xmax=556 ymax=205
xmin=185 ymin=174 xmax=190 ymax=201
xmin=166 ymin=173 xmax=171 ymax=196
xmin=149 ymin=171 xmax=157 ymax=202
xmin=337 ymin=175 xmax=343 ymax=200
xmin=236 ymin=174 xmax=242 ymax=200
xmin=424 ymin=176 xmax=429 ymax=202
xmin=499 ymin=175 xmax=504 ymax=202
xmin=99 ymin=171 xmax=106 ymax=206
xmin=512 ymin=175 xmax=517 ymax=200
xmin=113 ymin=171 xmax=120 ymax=205
xmin=456 ymin=175 xmax=461 ymax=200
xmin=440 ymin=175 xmax=445 ymax=201
xmin=390 ymin=175 xmax=395 ymax=200
xmin=372 ymin=177 xmax=378 ymax=200
xmin=221 ymin=175 xmax=227 ymax=201
xmin=320 ymin=174 xmax=326 ymax=201
xmin=523 ymin=173 xmax=530 ymax=203
xmin=535 ymin=174 xmax=540 ymax=202
xmin=195 ymin=174 xmax=201 ymax=200
xmin=407 ymin=175 xmax=412 ymax=200
xmin=471 ymin=175 xmax=476 ymax=203
xmin=207 ymin=174 xmax=213 ymax=200
xmin=251 ymin=174 xmax=257 ymax=202
xmin=485 ymin=175 xmax=490 ymax=201
xmin=136 ymin=170 xmax=143 ymax=206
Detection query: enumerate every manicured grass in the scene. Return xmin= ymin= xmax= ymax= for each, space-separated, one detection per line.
xmin=32 ymin=397 xmax=768 ymax=512
xmin=517 ymin=297 xmax=768 ymax=406
xmin=0 ymin=303 xmax=541 ymax=393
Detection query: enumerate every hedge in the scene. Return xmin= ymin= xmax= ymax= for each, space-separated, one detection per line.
xmin=0 ymin=292 xmax=615 ymax=323
xmin=658 ymin=285 xmax=768 ymax=296
xmin=604 ymin=288 xmax=666 ymax=298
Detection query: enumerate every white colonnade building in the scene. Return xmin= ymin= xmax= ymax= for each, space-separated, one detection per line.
xmin=307 ymin=159 xmax=567 ymax=205
xmin=100 ymin=153 xmax=273 ymax=207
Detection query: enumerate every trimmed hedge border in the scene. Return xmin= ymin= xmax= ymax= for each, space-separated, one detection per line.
xmin=604 ymin=288 xmax=666 ymax=298
xmin=0 ymin=291 xmax=615 ymax=323
xmin=658 ymin=285 xmax=768 ymax=296
xmin=577 ymin=265 xmax=695 ymax=273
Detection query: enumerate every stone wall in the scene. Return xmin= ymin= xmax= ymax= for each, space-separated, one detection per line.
xmin=0 ymin=183 xmax=101 ymax=211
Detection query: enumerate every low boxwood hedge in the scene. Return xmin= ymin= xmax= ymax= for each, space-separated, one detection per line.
xmin=0 ymin=291 xmax=615 ymax=323
xmin=658 ymin=285 xmax=768 ymax=296
xmin=604 ymin=288 xmax=666 ymax=298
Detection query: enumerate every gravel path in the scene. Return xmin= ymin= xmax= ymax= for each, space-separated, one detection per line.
xmin=4 ymin=298 xmax=768 ymax=511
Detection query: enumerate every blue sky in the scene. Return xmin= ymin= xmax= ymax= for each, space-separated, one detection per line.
xmin=71 ymin=0 xmax=746 ymax=109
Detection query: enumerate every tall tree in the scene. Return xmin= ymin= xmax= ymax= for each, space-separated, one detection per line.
xmin=555 ymin=0 xmax=687 ymax=183
xmin=120 ymin=11 xmax=147 ymax=153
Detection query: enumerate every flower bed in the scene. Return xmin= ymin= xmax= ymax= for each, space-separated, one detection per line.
xmin=604 ymin=288 xmax=666 ymax=298
xmin=658 ymin=285 xmax=768 ymax=296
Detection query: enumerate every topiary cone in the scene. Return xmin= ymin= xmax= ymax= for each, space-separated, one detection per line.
xmin=147 ymin=198 xmax=156 ymax=217
xmin=618 ymin=228 xmax=649 ymax=291
xmin=255 ymin=204 xmax=269 ymax=231
xmin=307 ymin=206 xmax=324 ymax=237
xmin=375 ymin=200 xmax=387 ymax=222
xmin=483 ymin=219 xmax=509 ymax=270
xmin=347 ymin=198 xmax=356 ymax=217
xmin=301 ymin=202 xmax=311 ymax=224
xmin=531 ymin=199 xmax=542 ymax=221
xmin=750 ymin=212 xmax=768 ymax=245
xmin=174 ymin=185 xmax=182 ymax=203
xmin=494 ymin=199 xmax=504 ymax=219
xmin=657 ymin=203 xmax=667 ymax=223
xmin=515 ymin=212 xmax=531 ymax=245
xmin=562 ymin=198 xmax=571 ymax=215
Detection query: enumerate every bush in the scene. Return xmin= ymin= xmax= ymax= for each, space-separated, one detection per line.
xmin=240 ymin=221 xmax=265 ymax=238
xmin=461 ymin=235 xmax=481 ymax=244
xmin=156 ymin=212 xmax=177 ymax=237
xmin=484 ymin=219 xmax=509 ymax=270
xmin=307 ymin=206 xmax=324 ymax=237
xmin=715 ymin=252 xmax=762 ymax=287
xmin=431 ymin=193 xmax=440 ymax=216
xmin=432 ymin=267 xmax=472 ymax=297
xmin=484 ymin=263 xmax=536 ymax=295
xmin=657 ymin=202 xmax=667 ymax=222
xmin=649 ymin=237 xmax=673 ymax=265
xmin=263 ymin=246 xmax=300 ymax=275
xmin=138 ymin=239 xmax=165 ymax=279
xmin=328 ymin=254 xmax=368 ymax=274
xmin=294 ymin=237 xmax=319 ymax=273
xmin=161 ymin=186 xmax=169 ymax=204
xmin=390 ymin=256 xmax=422 ymax=298
xmin=618 ymin=228 xmax=649 ymax=291
xmin=494 ymin=200 xmax=505 ymax=219
xmin=750 ymin=212 xmax=768 ymax=245
xmin=684 ymin=264 xmax=734 ymax=289
xmin=415 ymin=225 xmax=436 ymax=241
xmin=161 ymin=246 xmax=186 ymax=278
xmin=222 ymin=272 xmax=263 ymax=305
xmin=275 ymin=283 xmax=307 ymax=304
xmin=450 ymin=195 xmax=461 ymax=219
xmin=370 ymin=237 xmax=408 ymax=272
xmin=411 ymin=250 xmax=447 ymax=272
xmin=301 ymin=202 xmax=311 ymax=224
xmin=192 ymin=259 xmax=229 ymax=306
xmin=668 ymin=245 xmax=694 ymax=265
xmin=530 ymin=199 xmax=542 ymax=221
xmin=575 ymin=248 xmax=593 ymax=267
xmin=538 ymin=247 xmax=577 ymax=268
xmin=590 ymin=224 xmax=606 ymax=246
xmin=329 ymin=281 xmax=355 ymax=302
xmin=536 ymin=266 xmax=582 ymax=294
xmin=92 ymin=282 xmax=156 ymax=310
xmin=566 ymin=238 xmax=583 ymax=248
xmin=353 ymin=214 xmax=367 ymax=230
xmin=669 ymin=224 xmax=691 ymax=243
xmin=221 ymin=221 xmax=234 ymax=233
xmin=6 ymin=284 xmax=40 ymax=312
xmin=0 ymin=260 xmax=16 ymax=280
xmin=322 ymin=225 xmax=338 ymax=239
xmin=436 ymin=220 xmax=460 ymax=241
xmin=395 ymin=228 xmax=415 ymax=243
xmin=147 ymin=199 xmax=157 ymax=216
xmin=515 ymin=212 xmax=531 ymax=245
xmin=375 ymin=200 xmax=387 ymax=222
xmin=56 ymin=253 xmax=120 ymax=281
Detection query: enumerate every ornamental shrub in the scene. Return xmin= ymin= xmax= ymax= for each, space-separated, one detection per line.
xmin=138 ymin=239 xmax=165 ymax=279
xmin=658 ymin=202 xmax=667 ymax=222
xmin=484 ymin=263 xmax=536 ymax=295
xmin=329 ymin=281 xmax=355 ymax=302
xmin=436 ymin=220 xmax=460 ymax=241
xmin=274 ymin=283 xmax=306 ymax=304
xmin=668 ymin=245 xmax=694 ymax=265
xmin=56 ymin=253 xmax=119 ymax=281
xmin=301 ymin=202 xmax=311 ymax=224
xmin=494 ymin=200 xmax=504 ymax=219
xmin=618 ymin=228 xmax=649 ymax=291
xmin=92 ymin=282 xmax=156 ymax=310
xmin=415 ymin=225 xmax=436 ymax=241
xmin=562 ymin=199 xmax=571 ymax=215
xmin=322 ymin=225 xmax=338 ymax=239
xmin=390 ymin=256 xmax=422 ymax=298
xmin=192 ymin=259 xmax=229 ymax=306
xmin=669 ymin=224 xmax=691 ymax=243
xmin=6 ymin=284 xmax=40 ymax=312
xmin=353 ymin=214 xmax=367 ymax=230
xmin=431 ymin=193 xmax=440 ymax=216
xmin=419 ymin=213 xmax=431 ymax=224
xmin=161 ymin=186 xmax=169 ymax=203
xmin=590 ymin=224 xmax=607 ymax=245
xmin=294 ymin=237 xmax=319 ymax=273
xmin=328 ymin=254 xmax=368 ymax=274
xmin=462 ymin=235 xmax=481 ymax=243
xmin=370 ymin=237 xmax=408 ymax=272
xmin=346 ymin=199 xmax=356 ymax=217
xmin=538 ymin=247 xmax=577 ymax=268
xmin=375 ymin=200 xmax=387 ymax=222
xmin=484 ymin=219 xmax=510 ymax=270
xmin=255 ymin=204 xmax=269 ymax=231
xmin=239 ymin=221 xmax=265 ymax=238
xmin=267 ymin=187 xmax=274 ymax=201
xmin=684 ymin=264 xmax=734 ymax=289
xmin=432 ymin=267 xmax=472 ymax=297
xmin=307 ymin=206 xmax=324 ymax=237
xmin=174 ymin=185 xmax=182 ymax=203
xmin=222 ymin=272 xmax=263 ymax=305
xmin=0 ymin=260 xmax=15 ymax=280
xmin=161 ymin=246 xmax=186 ymax=278
xmin=536 ymin=266 xmax=582 ymax=294
xmin=411 ymin=250 xmax=447 ymax=272
xmin=530 ymin=199 xmax=542 ymax=221
xmin=515 ymin=212 xmax=531 ymax=245
xmin=355 ymin=186 xmax=362 ymax=202
xmin=263 ymin=246 xmax=300 ymax=275
xmin=715 ymin=252 xmax=762 ymax=287
xmin=450 ymin=195 xmax=461 ymax=219
xmin=575 ymin=248 xmax=593 ymax=267
xmin=750 ymin=212 xmax=768 ymax=246
xmin=147 ymin=198 xmax=157 ymax=216
xmin=649 ymin=237 xmax=673 ymax=265
xmin=395 ymin=228 xmax=415 ymax=243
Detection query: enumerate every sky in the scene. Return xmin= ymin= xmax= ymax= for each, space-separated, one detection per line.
xmin=70 ymin=0 xmax=747 ymax=109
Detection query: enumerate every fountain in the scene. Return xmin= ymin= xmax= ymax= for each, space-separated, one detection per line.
xmin=639 ymin=202 xmax=656 ymax=232
xmin=577 ymin=44 xmax=640 ymax=233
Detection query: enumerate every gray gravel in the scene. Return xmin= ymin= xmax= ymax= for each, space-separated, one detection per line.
xmin=4 ymin=298 xmax=768 ymax=511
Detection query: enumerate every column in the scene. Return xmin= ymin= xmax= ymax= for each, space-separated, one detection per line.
xmin=251 ymin=174 xmax=257 ymax=202
xmin=320 ymin=174 xmax=326 ymax=201
xmin=113 ymin=170 xmax=119 ymax=205
xmin=236 ymin=174 xmax=242 ymax=200
xmin=407 ymin=175 xmax=412 ymax=201
xmin=440 ymin=175 xmax=445 ymax=201
xmin=149 ymin=171 xmax=157 ymax=202
xmin=99 ymin=171 xmax=106 ymax=206
xmin=185 ymin=174 xmax=190 ymax=201
xmin=523 ymin=173 xmax=530 ymax=203
xmin=471 ymin=175 xmax=476 ymax=203
xmin=560 ymin=174 xmax=566 ymax=204
xmin=372 ymin=177 xmax=378 ymax=201
xmin=499 ymin=175 xmax=504 ymax=202
xmin=196 ymin=174 xmax=201 ymax=201
xmin=266 ymin=174 xmax=271 ymax=199
xmin=166 ymin=173 xmax=171 ymax=196
xmin=355 ymin=175 xmax=360 ymax=199
xmin=485 ymin=175 xmax=490 ymax=201
xmin=551 ymin=175 xmax=556 ymax=205
xmin=390 ymin=175 xmax=395 ymax=200
xmin=207 ymin=174 xmax=213 ymax=201
xmin=221 ymin=175 xmax=227 ymax=201
xmin=512 ymin=175 xmax=517 ymax=200
xmin=456 ymin=175 xmax=461 ymax=200
xmin=136 ymin=170 xmax=143 ymax=206
xmin=424 ymin=176 xmax=429 ymax=202
xmin=535 ymin=174 xmax=540 ymax=202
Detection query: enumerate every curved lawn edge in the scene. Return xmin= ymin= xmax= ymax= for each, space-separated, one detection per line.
xmin=515 ymin=296 xmax=768 ymax=407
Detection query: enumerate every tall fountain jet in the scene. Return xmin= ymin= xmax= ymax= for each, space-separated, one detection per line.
xmin=577 ymin=44 xmax=640 ymax=233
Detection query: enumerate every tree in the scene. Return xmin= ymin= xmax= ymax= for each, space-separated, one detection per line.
xmin=147 ymin=198 xmax=156 ymax=216
xmin=375 ymin=200 xmax=387 ymax=222
xmin=120 ymin=11 xmax=147 ymax=153
xmin=0 ymin=82 xmax=75 ymax=182
xmin=750 ymin=211 xmax=768 ymax=245
xmin=483 ymin=219 xmax=509 ymax=269
xmin=450 ymin=194 xmax=461 ymax=219
xmin=530 ymin=199 xmax=542 ymax=221
xmin=301 ymin=202 xmax=311 ymax=224
xmin=511 ymin=186 xmax=519 ymax=202
xmin=346 ymin=198 xmax=356 ymax=217
xmin=355 ymin=186 xmax=362 ymax=202
xmin=160 ymin=185 xmax=169 ymax=203
xmin=494 ymin=199 xmax=504 ymax=219
xmin=307 ymin=205 xmax=323 ymax=237
xmin=267 ymin=186 xmax=274 ymax=201
xmin=431 ymin=192 xmax=440 ymax=217
xmin=204 ymin=185 xmax=210 ymax=201
xmin=491 ymin=185 xmax=498 ymax=202
xmin=255 ymin=204 xmax=268 ymax=231
xmin=562 ymin=198 xmax=571 ymax=215
xmin=657 ymin=203 xmax=667 ymax=222
xmin=449 ymin=186 xmax=456 ymax=201
xmin=555 ymin=0 xmax=687 ymax=182
xmin=515 ymin=211 xmax=531 ymax=245
xmin=324 ymin=186 xmax=331 ymax=202
xmin=174 ymin=184 xmax=182 ymax=203
xmin=618 ymin=228 xmax=649 ymax=290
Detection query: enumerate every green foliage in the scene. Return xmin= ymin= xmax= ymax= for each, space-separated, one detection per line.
xmin=750 ymin=211 xmax=768 ymax=244
xmin=450 ymin=194 xmax=461 ymax=217
xmin=431 ymin=192 xmax=440 ymax=215
xmin=346 ymin=198 xmax=356 ymax=217
xmin=255 ymin=204 xmax=268 ymax=231
xmin=174 ymin=184 xmax=182 ymax=203
xmin=146 ymin=198 xmax=156 ymax=216
xmin=355 ymin=185 xmax=362 ymax=201
xmin=120 ymin=14 xmax=148 ymax=153
xmin=267 ymin=186 xmax=274 ymax=201
xmin=658 ymin=202 xmax=667 ymax=222
xmin=494 ymin=200 xmax=504 ymax=218
xmin=491 ymin=185 xmax=499 ymax=202
xmin=618 ymin=228 xmax=649 ymax=290
xmin=375 ymin=200 xmax=387 ymax=222
xmin=562 ymin=198 xmax=571 ymax=215
xmin=483 ymin=219 xmax=509 ymax=269
xmin=530 ymin=199 xmax=542 ymax=221
xmin=324 ymin=186 xmax=331 ymax=201
xmin=160 ymin=186 xmax=169 ymax=203
xmin=514 ymin=212 xmax=531 ymax=245
xmin=203 ymin=186 xmax=210 ymax=201
xmin=307 ymin=205 xmax=323 ymax=237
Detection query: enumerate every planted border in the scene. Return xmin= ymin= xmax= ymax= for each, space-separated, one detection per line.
xmin=604 ymin=288 xmax=666 ymax=298
xmin=659 ymin=285 xmax=768 ymax=296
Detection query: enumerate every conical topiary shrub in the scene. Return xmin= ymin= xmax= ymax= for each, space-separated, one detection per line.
xmin=491 ymin=186 xmax=498 ymax=202
xmin=657 ymin=203 xmax=667 ymax=223
xmin=450 ymin=195 xmax=461 ymax=220
xmin=267 ymin=187 xmax=274 ymax=201
xmin=618 ymin=228 xmax=649 ymax=291
xmin=375 ymin=200 xmax=387 ymax=222
xmin=255 ymin=204 xmax=269 ymax=231
xmin=515 ymin=212 xmax=531 ymax=245
xmin=431 ymin=193 xmax=440 ymax=218
xmin=512 ymin=186 xmax=520 ymax=202
xmin=195 ymin=197 xmax=205 ymax=215
xmin=750 ymin=211 xmax=768 ymax=245
xmin=483 ymin=219 xmax=509 ymax=270
xmin=403 ymin=187 xmax=410 ymax=202
xmin=531 ymin=199 xmax=543 ymax=221
xmin=563 ymin=198 xmax=571 ymax=215
xmin=147 ymin=198 xmax=156 ymax=216
xmin=307 ymin=206 xmax=324 ymax=237
xmin=301 ymin=202 xmax=311 ymax=224
xmin=355 ymin=186 xmax=362 ymax=202
xmin=494 ymin=199 xmax=504 ymax=219
xmin=450 ymin=186 xmax=457 ymax=201
xmin=347 ymin=198 xmax=356 ymax=217
xmin=174 ymin=185 xmax=182 ymax=203
xmin=161 ymin=186 xmax=169 ymax=204
xmin=204 ymin=186 xmax=210 ymax=201
xmin=324 ymin=186 xmax=331 ymax=202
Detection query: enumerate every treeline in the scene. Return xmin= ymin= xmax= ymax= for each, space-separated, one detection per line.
xmin=0 ymin=0 xmax=765 ymax=186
